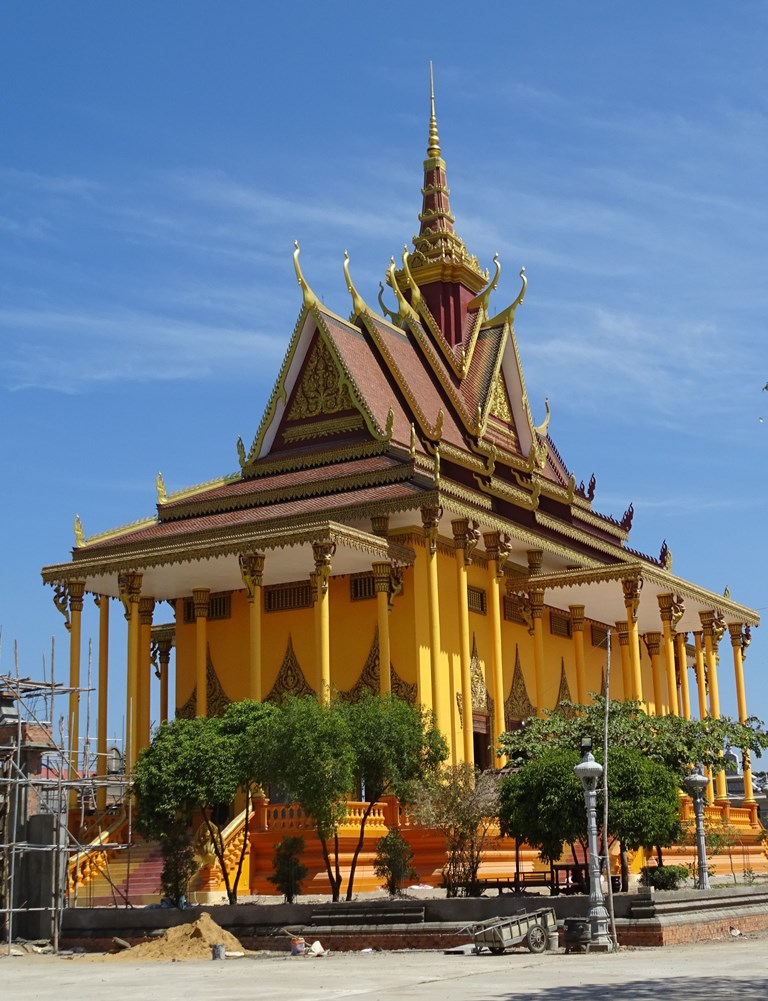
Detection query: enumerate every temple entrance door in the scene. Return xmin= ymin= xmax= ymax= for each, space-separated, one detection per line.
xmin=472 ymin=712 xmax=492 ymax=771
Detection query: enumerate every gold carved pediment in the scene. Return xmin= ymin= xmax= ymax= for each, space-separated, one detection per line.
xmin=489 ymin=371 xmax=513 ymax=424
xmin=555 ymin=658 xmax=576 ymax=717
xmin=176 ymin=647 xmax=231 ymax=719
xmin=504 ymin=644 xmax=536 ymax=728
xmin=457 ymin=635 xmax=493 ymax=728
xmin=265 ymin=636 xmax=315 ymax=703
xmin=287 ymin=337 xmax=356 ymax=421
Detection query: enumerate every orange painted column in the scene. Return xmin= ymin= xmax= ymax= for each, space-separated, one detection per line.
xmin=700 ymin=611 xmax=728 ymax=805
xmin=676 ymin=632 xmax=691 ymax=720
xmin=644 ymin=632 xmax=664 ymax=715
xmin=728 ymin=623 xmax=756 ymax=816
xmin=120 ymin=572 xmax=142 ymax=774
xmin=657 ymin=594 xmax=679 ymax=715
xmin=372 ymin=561 xmax=393 ymax=697
xmin=312 ymin=541 xmax=334 ymax=706
xmin=239 ymin=552 xmax=265 ymax=700
xmin=527 ymin=550 xmax=545 ymax=713
xmin=452 ymin=521 xmax=474 ymax=767
xmin=96 ymin=594 xmax=110 ymax=812
xmin=614 ymin=620 xmax=631 ymax=702
xmin=622 ymin=578 xmax=643 ymax=704
xmin=66 ymin=580 xmax=86 ymax=807
xmin=192 ymin=588 xmax=210 ymax=717
xmin=138 ymin=597 xmax=154 ymax=754
xmin=569 ymin=605 xmax=587 ymax=705
xmin=156 ymin=632 xmax=173 ymax=724
xmin=422 ymin=508 xmax=449 ymax=740
xmin=485 ymin=532 xmax=507 ymax=765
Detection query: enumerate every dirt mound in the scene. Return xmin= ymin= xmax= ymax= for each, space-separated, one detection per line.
xmin=111 ymin=912 xmax=246 ymax=961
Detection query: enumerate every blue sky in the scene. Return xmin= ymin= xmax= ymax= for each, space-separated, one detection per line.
xmin=1 ymin=2 xmax=766 ymax=749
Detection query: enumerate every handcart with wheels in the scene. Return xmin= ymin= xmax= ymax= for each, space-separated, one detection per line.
xmin=465 ymin=907 xmax=557 ymax=954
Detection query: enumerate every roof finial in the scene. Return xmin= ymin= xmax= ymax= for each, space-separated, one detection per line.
xmin=427 ymin=61 xmax=441 ymax=159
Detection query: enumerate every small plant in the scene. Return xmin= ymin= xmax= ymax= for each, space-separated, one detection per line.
xmin=742 ymin=866 xmax=757 ymax=885
xmin=373 ymin=829 xmax=418 ymax=896
xmin=268 ymin=836 xmax=308 ymax=904
xmin=640 ymin=864 xmax=688 ymax=891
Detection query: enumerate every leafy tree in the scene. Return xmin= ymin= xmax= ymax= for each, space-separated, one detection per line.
xmin=373 ymin=829 xmax=418 ymax=896
xmin=410 ymin=763 xmax=499 ymax=896
xmin=158 ymin=819 xmax=197 ymax=906
xmin=499 ymin=749 xmax=584 ymax=865
xmin=133 ymin=703 xmax=274 ymax=904
xmin=262 ymin=695 xmax=355 ymax=901
xmin=342 ymin=691 xmax=447 ymax=899
xmin=268 ymin=835 xmax=308 ymax=903
xmin=499 ymin=697 xmax=768 ymax=782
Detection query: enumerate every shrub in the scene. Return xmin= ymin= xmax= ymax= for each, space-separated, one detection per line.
xmin=268 ymin=835 xmax=308 ymax=903
xmin=640 ymin=864 xmax=688 ymax=891
xmin=373 ymin=829 xmax=417 ymax=896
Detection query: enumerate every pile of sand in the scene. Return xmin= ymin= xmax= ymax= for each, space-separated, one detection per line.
xmin=110 ymin=912 xmax=246 ymax=961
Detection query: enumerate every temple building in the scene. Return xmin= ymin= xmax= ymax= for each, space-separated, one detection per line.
xmin=42 ymin=78 xmax=761 ymax=896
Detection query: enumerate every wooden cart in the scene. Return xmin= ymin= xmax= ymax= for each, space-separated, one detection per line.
xmin=466 ymin=907 xmax=557 ymax=955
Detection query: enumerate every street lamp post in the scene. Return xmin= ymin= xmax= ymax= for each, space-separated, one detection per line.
xmin=685 ymin=767 xmax=711 ymax=890
xmin=574 ymin=737 xmax=613 ymax=952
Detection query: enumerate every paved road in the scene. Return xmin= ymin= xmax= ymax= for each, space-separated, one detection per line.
xmin=2 ymin=938 xmax=765 ymax=1001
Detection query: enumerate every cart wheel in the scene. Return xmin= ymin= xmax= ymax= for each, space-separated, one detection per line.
xmin=526 ymin=925 xmax=547 ymax=954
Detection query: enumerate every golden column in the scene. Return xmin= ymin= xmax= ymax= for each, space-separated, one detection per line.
xmin=421 ymin=506 xmax=449 ymax=739
xmin=614 ymin=620 xmax=631 ymax=701
xmin=239 ymin=552 xmax=266 ymax=700
xmin=65 ymin=580 xmax=86 ymax=803
xmin=700 ymin=610 xmax=728 ymax=805
xmin=527 ymin=551 xmax=545 ymax=712
xmin=676 ymin=632 xmax=691 ymax=720
xmin=137 ymin=596 xmax=154 ymax=754
xmin=569 ymin=605 xmax=587 ymax=705
xmin=485 ymin=532 xmax=509 ymax=763
xmin=621 ymin=578 xmax=643 ymax=703
xmin=153 ymin=626 xmax=174 ymax=724
xmin=451 ymin=521 xmax=474 ymax=766
xmin=372 ymin=561 xmax=393 ymax=696
xmin=119 ymin=572 xmax=142 ymax=773
xmin=192 ymin=588 xmax=210 ymax=717
xmin=728 ymin=623 xmax=757 ymax=816
xmin=693 ymin=632 xmax=708 ymax=719
xmin=643 ymin=633 xmax=664 ymax=715
xmin=312 ymin=541 xmax=335 ymax=706
xmin=657 ymin=594 xmax=680 ymax=715
xmin=95 ymin=594 xmax=109 ymax=812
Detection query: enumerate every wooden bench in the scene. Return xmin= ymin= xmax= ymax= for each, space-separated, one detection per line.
xmin=448 ymin=871 xmax=554 ymax=896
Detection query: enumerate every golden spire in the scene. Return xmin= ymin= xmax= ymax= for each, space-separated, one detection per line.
xmin=427 ymin=61 xmax=441 ymax=159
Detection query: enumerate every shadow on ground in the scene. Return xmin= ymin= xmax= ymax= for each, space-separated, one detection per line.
xmin=493 ymin=977 xmax=768 ymax=1001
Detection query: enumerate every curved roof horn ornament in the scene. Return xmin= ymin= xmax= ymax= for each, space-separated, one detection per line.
xmin=293 ymin=241 xmax=318 ymax=310
xmin=343 ymin=250 xmax=369 ymax=322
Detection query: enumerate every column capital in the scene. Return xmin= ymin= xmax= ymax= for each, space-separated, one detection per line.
xmin=528 ymin=589 xmax=545 ymax=619
xmin=118 ymin=571 xmax=143 ymax=620
xmin=421 ymin=505 xmax=443 ymax=555
xmin=370 ymin=514 xmax=390 ymax=538
xmin=526 ymin=549 xmax=543 ymax=575
xmin=192 ymin=587 xmax=210 ymax=619
xmin=239 ymin=551 xmax=265 ymax=600
xmin=371 ymin=560 xmax=392 ymax=593
xmin=643 ymin=632 xmax=662 ymax=658
xmin=483 ymin=531 xmax=511 ymax=575
xmin=657 ymin=592 xmax=685 ymax=627
xmin=569 ymin=605 xmax=586 ymax=632
xmin=68 ymin=579 xmax=86 ymax=614
xmin=452 ymin=518 xmax=481 ymax=564
xmin=138 ymin=596 xmax=155 ymax=627
xmin=700 ymin=609 xmax=726 ymax=648
xmin=621 ymin=577 xmax=642 ymax=622
xmin=312 ymin=540 xmax=335 ymax=594
xmin=728 ymin=622 xmax=752 ymax=658
xmin=615 ymin=620 xmax=630 ymax=645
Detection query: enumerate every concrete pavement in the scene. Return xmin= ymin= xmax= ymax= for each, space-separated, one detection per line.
xmin=2 ymin=937 xmax=767 ymax=1001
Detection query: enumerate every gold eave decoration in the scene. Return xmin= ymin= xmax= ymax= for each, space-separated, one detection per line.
xmin=79 ymin=515 xmax=158 ymax=548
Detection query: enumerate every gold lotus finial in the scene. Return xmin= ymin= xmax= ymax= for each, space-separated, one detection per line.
xmin=427 ymin=62 xmax=441 ymax=158
xmin=74 ymin=514 xmax=85 ymax=548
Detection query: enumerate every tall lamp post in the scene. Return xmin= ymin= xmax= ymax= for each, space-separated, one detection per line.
xmin=685 ymin=767 xmax=711 ymax=890
xmin=574 ymin=737 xmax=613 ymax=952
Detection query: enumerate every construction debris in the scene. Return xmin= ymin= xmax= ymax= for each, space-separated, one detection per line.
xmin=107 ymin=913 xmax=246 ymax=962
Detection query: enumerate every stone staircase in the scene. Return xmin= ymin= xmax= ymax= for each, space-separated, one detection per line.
xmin=70 ymin=838 xmax=163 ymax=908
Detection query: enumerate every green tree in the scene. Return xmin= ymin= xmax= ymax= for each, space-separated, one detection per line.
xmin=342 ymin=691 xmax=447 ymax=899
xmin=499 ymin=749 xmax=584 ymax=865
xmin=263 ymin=695 xmax=355 ymax=901
xmin=410 ymin=763 xmax=499 ymax=896
xmin=498 ymin=697 xmax=768 ymax=782
xmin=133 ymin=716 xmax=246 ymax=903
